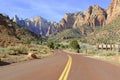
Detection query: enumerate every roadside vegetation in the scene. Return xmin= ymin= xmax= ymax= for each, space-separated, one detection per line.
xmin=47 ymin=41 xmax=69 ymax=49
xmin=0 ymin=44 xmax=53 ymax=63
xmin=75 ymin=42 xmax=120 ymax=64
xmin=69 ymin=40 xmax=80 ymax=53
xmin=47 ymin=39 xmax=80 ymax=53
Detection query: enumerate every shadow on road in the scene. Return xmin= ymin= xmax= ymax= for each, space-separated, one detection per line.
xmin=0 ymin=61 xmax=11 ymax=66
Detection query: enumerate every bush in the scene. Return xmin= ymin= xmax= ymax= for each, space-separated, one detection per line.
xmin=7 ymin=44 xmax=28 ymax=55
xmin=47 ymin=41 xmax=54 ymax=49
xmin=54 ymin=43 xmax=61 ymax=49
xmin=69 ymin=40 xmax=80 ymax=50
xmin=0 ymin=48 xmax=8 ymax=58
xmin=22 ymin=38 xmax=31 ymax=44
xmin=60 ymin=44 xmax=66 ymax=49
xmin=54 ymin=43 xmax=69 ymax=49
xmin=15 ymin=45 xmax=28 ymax=54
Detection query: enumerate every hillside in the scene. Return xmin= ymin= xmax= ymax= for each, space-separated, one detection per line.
xmin=0 ymin=14 xmax=38 ymax=47
xmin=87 ymin=16 xmax=120 ymax=44
xmin=48 ymin=29 xmax=83 ymax=42
xmin=48 ymin=24 xmax=94 ymax=42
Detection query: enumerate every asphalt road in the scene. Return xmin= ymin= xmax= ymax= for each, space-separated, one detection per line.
xmin=1 ymin=50 xmax=120 ymax=80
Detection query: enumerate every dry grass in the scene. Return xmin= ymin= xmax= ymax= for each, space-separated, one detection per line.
xmin=0 ymin=44 xmax=53 ymax=64
xmin=89 ymin=55 xmax=120 ymax=65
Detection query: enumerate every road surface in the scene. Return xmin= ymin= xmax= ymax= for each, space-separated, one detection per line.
xmin=0 ymin=50 xmax=120 ymax=80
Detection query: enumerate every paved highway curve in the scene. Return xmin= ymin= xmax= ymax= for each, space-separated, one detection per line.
xmin=1 ymin=50 xmax=120 ymax=80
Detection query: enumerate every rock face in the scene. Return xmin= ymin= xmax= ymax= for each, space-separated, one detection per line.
xmin=13 ymin=16 xmax=50 ymax=36
xmin=85 ymin=5 xmax=107 ymax=27
xmin=26 ymin=16 xmax=49 ymax=35
xmin=59 ymin=13 xmax=75 ymax=29
xmin=13 ymin=15 xmax=19 ymax=23
xmin=59 ymin=12 xmax=85 ymax=29
xmin=58 ymin=5 xmax=107 ymax=29
xmin=107 ymin=0 xmax=120 ymax=23
xmin=73 ymin=12 xmax=85 ymax=28
xmin=13 ymin=16 xmax=60 ymax=36
xmin=46 ymin=21 xmax=59 ymax=36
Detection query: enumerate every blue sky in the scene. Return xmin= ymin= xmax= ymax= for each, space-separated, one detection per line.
xmin=0 ymin=0 xmax=111 ymax=22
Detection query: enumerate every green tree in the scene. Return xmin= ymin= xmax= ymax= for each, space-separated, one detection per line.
xmin=47 ymin=41 xmax=54 ymax=49
xmin=69 ymin=40 xmax=80 ymax=53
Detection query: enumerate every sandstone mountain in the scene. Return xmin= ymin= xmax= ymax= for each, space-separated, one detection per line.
xmin=107 ymin=0 xmax=120 ymax=24
xmin=83 ymin=0 xmax=120 ymax=44
xmin=13 ymin=0 xmax=120 ymax=37
xmin=0 ymin=14 xmax=37 ymax=47
xmin=59 ymin=13 xmax=75 ymax=29
xmin=57 ymin=0 xmax=120 ymax=34
xmin=13 ymin=16 xmax=59 ymax=36
xmin=85 ymin=5 xmax=107 ymax=27
xmin=57 ymin=5 xmax=107 ymax=35
xmin=13 ymin=5 xmax=107 ymax=36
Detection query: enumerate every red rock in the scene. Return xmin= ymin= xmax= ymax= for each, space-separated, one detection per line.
xmin=107 ymin=0 xmax=120 ymax=24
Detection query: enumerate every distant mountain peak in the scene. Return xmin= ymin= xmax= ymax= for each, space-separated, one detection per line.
xmin=13 ymin=15 xmax=19 ymax=23
xmin=30 ymin=16 xmax=43 ymax=21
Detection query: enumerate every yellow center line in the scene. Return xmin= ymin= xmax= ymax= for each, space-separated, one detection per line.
xmin=58 ymin=55 xmax=72 ymax=80
xmin=64 ymin=56 xmax=72 ymax=80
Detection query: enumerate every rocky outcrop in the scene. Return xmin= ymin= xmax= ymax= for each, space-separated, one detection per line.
xmin=46 ymin=21 xmax=59 ymax=36
xmin=61 ymin=5 xmax=107 ymax=29
xmin=73 ymin=12 xmax=85 ymax=28
xmin=60 ymin=12 xmax=85 ymax=29
xmin=107 ymin=0 xmax=120 ymax=24
xmin=85 ymin=5 xmax=107 ymax=27
xmin=59 ymin=13 xmax=75 ymax=29
xmin=13 ymin=15 xmax=19 ymax=23
xmin=13 ymin=16 xmax=52 ymax=36
xmin=27 ymin=16 xmax=49 ymax=35
xmin=27 ymin=52 xmax=38 ymax=59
